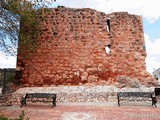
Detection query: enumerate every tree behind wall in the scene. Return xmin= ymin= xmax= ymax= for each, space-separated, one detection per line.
xmin=0 ymin=0 xmax=56 ymax=56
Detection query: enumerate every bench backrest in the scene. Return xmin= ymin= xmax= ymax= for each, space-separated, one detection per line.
xmin=25 ymin=93 xmax=56 ymax=99
xmin=155 ymin=88 xmax=160 ymax=96
xmin=117 ymin=92 xmax=153 ymax=98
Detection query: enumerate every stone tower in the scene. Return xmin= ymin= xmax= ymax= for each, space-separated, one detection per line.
xmin=16 ymin=7 xmax=155 ymax=87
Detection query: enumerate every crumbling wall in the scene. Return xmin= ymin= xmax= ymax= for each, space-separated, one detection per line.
xmin=16 ymin=7 xmax=155 ymax=87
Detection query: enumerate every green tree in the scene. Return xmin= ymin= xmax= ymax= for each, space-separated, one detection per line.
xmin=0 ymin=0 xmax=55 ymax=56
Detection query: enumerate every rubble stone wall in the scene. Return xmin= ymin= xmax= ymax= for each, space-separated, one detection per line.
xmin=16 ymin=7 xmax=154 ymax=86
xmin=0 ymin=86 xmax=155 ymax=105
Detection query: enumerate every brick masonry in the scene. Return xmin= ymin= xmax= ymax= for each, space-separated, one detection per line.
xmin=16 ymin=7 xmax=156 ymax=87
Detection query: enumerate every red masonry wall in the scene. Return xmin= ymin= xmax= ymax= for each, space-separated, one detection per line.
xmin=16 ymin=7 xmax=154 ymax=87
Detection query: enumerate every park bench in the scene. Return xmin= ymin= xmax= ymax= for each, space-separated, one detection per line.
xmin=155 ymin=87 xmax=160 ymax=96
xmin=155 ymin=87 xmax=160 ymax=101
xmin=20 ymin=93 xmax=56 ymax=108
xmin=117 ymin=92 xmax=157 ymax=108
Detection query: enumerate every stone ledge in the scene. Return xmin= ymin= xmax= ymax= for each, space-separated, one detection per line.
xmin=13 ymin=85 xmax=155 ymax=94
xmin=2 ymin=85 xmax=154 ymax=105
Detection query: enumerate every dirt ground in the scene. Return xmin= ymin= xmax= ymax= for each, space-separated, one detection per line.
xmin=0 ymin=102 xmax=160 ymax=120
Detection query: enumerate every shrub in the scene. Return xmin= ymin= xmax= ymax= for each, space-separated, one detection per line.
xmin=0 ymin=111 xmax=29 ymax=120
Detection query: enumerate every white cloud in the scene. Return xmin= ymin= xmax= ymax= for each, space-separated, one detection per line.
xmin=55 ymin=0 xmax=160 ymax=22
xmin=145 ymin=34 xmax=160 ymax=55
xmin=145 ymin=34 xmax=160 ymax=73
xmin=0 ymin=51 xmax=16 ymax=68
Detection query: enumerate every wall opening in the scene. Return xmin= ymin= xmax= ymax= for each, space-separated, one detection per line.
xmin=105 ymin=44 xmax=111 ymax=54
xmin=106 ymin=18 xmax=110 ymax=32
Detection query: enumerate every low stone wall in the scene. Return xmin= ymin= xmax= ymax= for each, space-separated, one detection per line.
xmin=1 ymin=85 xmax=155 ymax=106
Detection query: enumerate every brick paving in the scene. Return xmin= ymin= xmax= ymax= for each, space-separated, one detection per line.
xmin=0 ymin=102 xmax=160 ymax=120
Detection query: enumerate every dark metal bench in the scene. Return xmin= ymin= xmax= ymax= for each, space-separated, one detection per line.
xmin=117 ymin=92 xmax=157 ymax=108
xmin=155 ymin=87 xmax=160 ymax=96
xmin=20 ymin=93 xmax=56 ymax=108
xmin=155 ymin=87 xmax=160 ymax=102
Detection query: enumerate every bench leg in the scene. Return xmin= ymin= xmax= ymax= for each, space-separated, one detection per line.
xmin=152 ymin=97 xmax=157 ymax=108
xmin=117 ymin=96 xmax=120 ymax=106
xmin=52 ymin=103 xmax=56 ymax=108
xmin=52 ymin=98 xmax=56 ymax=108
xmin=20 ymin=97 xmax=27 ymax=108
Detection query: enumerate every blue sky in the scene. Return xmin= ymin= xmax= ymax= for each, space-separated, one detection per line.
xmin=0 ymin=0 xmax=160 ymax=74
xmin=143 ymin=19 xmax=160 ymax=40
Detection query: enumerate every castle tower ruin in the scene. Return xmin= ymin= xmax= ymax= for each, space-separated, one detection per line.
xmin=16 ymin=7 xmax=155 ymax=87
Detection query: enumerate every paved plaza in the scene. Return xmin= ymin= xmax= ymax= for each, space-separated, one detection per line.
xmin=0 ymin=102 xmax=160 ymax=120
